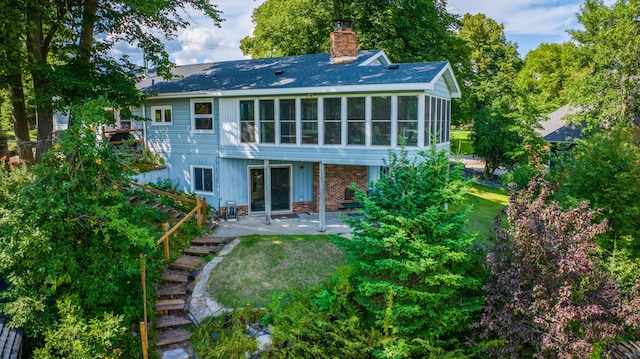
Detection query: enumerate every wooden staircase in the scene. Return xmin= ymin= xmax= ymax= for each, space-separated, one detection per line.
xmin=153 ymin=236 xmax=236 ymax=354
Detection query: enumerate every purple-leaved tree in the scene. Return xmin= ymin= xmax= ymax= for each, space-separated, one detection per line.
xmin=481 ymin=178 xmax=639 ymax=358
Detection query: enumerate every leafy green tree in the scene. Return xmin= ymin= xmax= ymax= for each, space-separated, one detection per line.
xmin=338 ymin=147 xmax=484 ymax=356
xmin=552 ymin=127 xmax=640 ymax=258
xmin=0 ymin=0 xmax=223 ymax=161
xmin=481 ymin=178 xmax=639 ymax=358
xmin=567 ymin=0 xmax=640 ymax=134
xmin=0 ymin=100 xmax=161 ymax=351
xmin=516 ymin=42 xmax=585 ymax=113
xmin=241 ymin=0 xmax=466 ymax=64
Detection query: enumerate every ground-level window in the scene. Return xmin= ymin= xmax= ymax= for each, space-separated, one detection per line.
xmin=324 ymin=97 xmax=342 ymax=145
xmin=192 ymin=99 xmax=214 ymax=131
xmin=151 ymin=106 xmax=172 ymax=125
xmin=240 ymin=100 xmax=255 ymax=143
xmin=193 ymin=166 xmax=213 ymax=192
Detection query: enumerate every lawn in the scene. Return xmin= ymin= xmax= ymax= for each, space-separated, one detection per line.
xmin=451 ymin=129 xmax=474 ymax=156
xmin=463 ymin=183 xmax=510 ymax=241
xmin=206 ymin=234 xmax=346 ymax=308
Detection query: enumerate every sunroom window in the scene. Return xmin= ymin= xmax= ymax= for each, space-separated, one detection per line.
xmin=371 ymin=96 xmax=391 ymax=146
xmin=398 ymin=96 xmax=418 ymax=146
xmin=301 ymin=98 xmax=318 ymax=144
xmin=260 ymin=100 xmax=275 ymax=144
xmin=240 ymin=100 xmax=255 ymax=143
xmin=280 ymin=99 xmax=296 ymax=144
xmin=347 ymin=97 xmax=365 ymax=145
xmin=324 ymin=98 xmax=341 ymax=145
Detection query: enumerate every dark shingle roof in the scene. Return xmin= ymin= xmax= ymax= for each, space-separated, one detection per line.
xmin=138 ymin=51 xmax=452 ymax=95
xmin=1 ymin=275 xmax=23 ymax=359
xmin=538 ymin=105 xmax=583 ymax=143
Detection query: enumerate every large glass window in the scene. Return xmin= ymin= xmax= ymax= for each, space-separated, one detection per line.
xmin=425 ymin=96 xmax=437 ymax=146
xmin=192 ymin=100 xmax=213 ymax=131
xmin=193 ymin=166 xmax=213 ymax=192
xmin=347 ymin=97 xmax=365 ymax=145
xmin=279 ymin=99 xmax=296 ymax=144
xmin=324 ymin=98 xmax=341 ymax=145
xmin=397 ymin=96 xmax=418 ymax=146
xmin=151 ymin=106 xmax=172 ymax=125
xmin=240 ymin=100 xmax=255 ymax=143
xmin=260 ymin=100 xmax=275 ymax=143
xmin=371 ymin=96 xmax=391 ymax=146
xmin=301 ymin=98 xmax=318 ymax=144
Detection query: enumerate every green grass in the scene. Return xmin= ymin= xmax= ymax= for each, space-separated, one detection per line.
xmin=206 ymin=234 xmax=347 ymax=308
xmin=463 ymin=183 xmax=509 ymax=241
xmin=451 ymin=129 xmax=474 ymax=156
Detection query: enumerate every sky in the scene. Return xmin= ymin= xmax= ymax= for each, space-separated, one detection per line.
xmin=116 ymin=0 xmax=599 ymax=66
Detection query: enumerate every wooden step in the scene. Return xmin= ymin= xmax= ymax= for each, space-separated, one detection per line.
xmin=183 ymin=246 xmax=216 ymax=256
xmin=160 ymin=272 xmax=189 ymax=284
xmin=155 ymin=299 xmax=185 ymax=314
xmin=191 ymin=236 xmax=234 ymax=245
xmin=156 ymin=314 xmax=192 ymax=329
xmin=155 ymin=328 xmax=192 ymax=347
xmin=156 ymin=284 xmax=188 ymax=297
xmin=170 ymin=255 xmax=206 ymax=271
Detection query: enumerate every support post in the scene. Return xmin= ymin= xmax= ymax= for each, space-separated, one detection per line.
xmin=140 ymin=254 xmax=149 ymax=359
xmin=264 ymin=159 xmax=272 ymax=225
xmin=319 ymin=161 xmax=326 ymax=232
xmin=202 ymin=197 xmax=208 ymax=226
xmin=162 ymin=223 xmax=170 ymax=259
xmin=196 ymin=196 xmax=202 ymax=229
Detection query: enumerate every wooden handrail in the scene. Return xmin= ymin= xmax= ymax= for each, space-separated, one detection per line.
xmin=130 ymin=182 xmax=197 ymax=204
xmin=157 ymin=205 xmax=201 ymax=246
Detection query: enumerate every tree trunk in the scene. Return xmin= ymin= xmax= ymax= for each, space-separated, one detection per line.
xmin=7 ymin=72 xmax=34 ymax=164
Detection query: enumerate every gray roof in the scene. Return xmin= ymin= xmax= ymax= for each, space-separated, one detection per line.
xmin=0 ymin=276 xmax=22 ymax=359
xmin=538 ymin=105 xmax=583 ymax=143
xmin=138 ymin=50 xmax=455 ymax=95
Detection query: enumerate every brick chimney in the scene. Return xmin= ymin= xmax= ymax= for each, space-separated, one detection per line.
xmin=330 ymin=21 xmax=357 ymax=64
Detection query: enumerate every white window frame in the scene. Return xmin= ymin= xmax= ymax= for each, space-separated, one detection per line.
xmin=150 ymin=105 xmax=173 ymax=126
xmin=191 ymin=99 xmax=214 ymax=132
xmin=191 ymin=165 xmax=214 ymax=194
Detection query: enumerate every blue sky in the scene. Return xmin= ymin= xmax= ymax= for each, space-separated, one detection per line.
xmin=112 ymin=0 xmax=604 ymax=65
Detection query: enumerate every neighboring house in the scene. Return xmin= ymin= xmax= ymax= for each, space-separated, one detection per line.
xmin=130 ymin=26 xmax=461 ymax=227
xmin=538 ymin=104 xmax=583 ymax=144
xmin=0 ymin=276 xmax=23 ymax=359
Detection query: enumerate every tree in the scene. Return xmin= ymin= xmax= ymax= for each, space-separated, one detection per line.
xmin=481 ymin=178 xmax=639 ymax=358
xmin=241 ymin=0 xmax=466 ymax=64
xmin=338 ymin=146 xmax=484 ymax=356
xmin=516 ymin=42 xmax=585 ymax=113
xmin=567 ymin=0 xmax=640 ymax=135
xmin=457 ymin=14 xmax=545 ymax=177
xmin=0 ymin=100 xmax=161 ymax=353
xmin=0 ymin=0 xmax=223 ymax=162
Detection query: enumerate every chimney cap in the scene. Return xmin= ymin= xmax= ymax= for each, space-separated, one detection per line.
xmin=334 ymin=19 xmax=353 ymax=30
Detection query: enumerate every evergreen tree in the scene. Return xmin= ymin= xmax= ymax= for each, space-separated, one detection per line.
xmin=339 ymin=146 xmax=484 ymax=356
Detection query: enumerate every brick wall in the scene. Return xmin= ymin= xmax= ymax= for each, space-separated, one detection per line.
xmin=313 ymin=164 xmax=368 ymax=212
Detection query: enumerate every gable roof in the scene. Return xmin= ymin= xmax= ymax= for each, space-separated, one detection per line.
xmin=538 ymin=105 xmax=583 ymax=143
xmin=138 ymin=50 xmax=461 ymax=98
xmin=0 ymin=276 xmax=23 ymax=359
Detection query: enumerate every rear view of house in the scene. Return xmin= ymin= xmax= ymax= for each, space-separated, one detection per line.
xmin=130 ymin=26 xmax=460 ymax=222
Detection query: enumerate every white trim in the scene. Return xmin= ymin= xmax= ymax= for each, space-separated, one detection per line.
xmin=359 ymin=51 xmax=391 ymax=66
xmin=190 ymin=98 xmax=215 ymax=133
xmin=432 ymin=63 xmax=462 ymax=98
xmin=191 ymin=165 xmax=214 ymax=194
xmin=150 ymin=105 xmax=173 ymax=126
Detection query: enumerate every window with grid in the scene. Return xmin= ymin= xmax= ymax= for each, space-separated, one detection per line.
xmin=371 ymin=96 xmax=391 ymax=146
xmin=192 ymin=100 xmax=213 ymax=131
xmin=193 ymin=166 xmax=213 ymax=192
xmin=301 ymin=98 xmax=318 ymax=144
xmin=279 ymin=99 xmax=296 ymax=144
xmin=397 ymin=96 xmax=418 ymax=146
xmin=323 ymin=97 xmax=341 ymax=145
xmin=259 ymin=100 xmax=275 ymax=143
xmin=347 ymin=97 xmax=365 ymax=145
xmin=240 ymin=100 xmax=256 ymax=143
xmin=151 ymin=106 xmax=172 ymax=125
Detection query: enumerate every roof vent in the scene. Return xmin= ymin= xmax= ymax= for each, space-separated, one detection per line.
xmin=388 ymin=64 xmax=399 ymax=70
xmin=274 ymin=70 xmax=285 ymax=76
xmin=206 ymin=69 xmax=216 ymax=76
